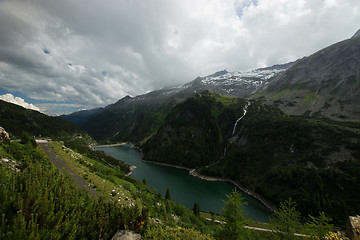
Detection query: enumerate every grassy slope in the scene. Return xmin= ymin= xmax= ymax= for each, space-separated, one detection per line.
xmin=0 ymin=140 xmax=147 ymax=239
xmin=0 ymin=136 xmax=220 ymax=239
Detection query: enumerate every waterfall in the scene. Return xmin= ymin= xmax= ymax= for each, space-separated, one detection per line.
xmin=222 ymin=101 xmax=251 ymax=157
xmin=232 ymin=101 xmax=250 ymax=135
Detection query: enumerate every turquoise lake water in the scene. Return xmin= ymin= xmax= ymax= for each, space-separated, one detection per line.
xmin=97 ymin=144 xmax=271 ymax=222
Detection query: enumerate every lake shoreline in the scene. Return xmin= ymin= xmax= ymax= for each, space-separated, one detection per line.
xmin=98 ymin=144 xmax=275 ymax=213
xmin=95 ymin=142 xmax=130 ymax=148
xmin=142 ymin=159 xmax=194 ymax=171
xmin=138 ymin=149 xmax=274 ymax=212
xmin=189 ymin=169 xmax=275 ymax=212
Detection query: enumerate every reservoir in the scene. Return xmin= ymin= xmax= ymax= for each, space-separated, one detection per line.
xmin=96 ymin=144 xmax=271 ymax=222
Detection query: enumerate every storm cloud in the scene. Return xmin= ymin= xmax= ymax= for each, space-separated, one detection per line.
xmin=0 ymin=0 xmax=359 ymax=114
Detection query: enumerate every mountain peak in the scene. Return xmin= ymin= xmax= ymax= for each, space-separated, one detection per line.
xmin=206 ymin=70 xmax=228 ymax=78
xmin=351 ymin=29 xmax=360 ymax=38
xmin=123 ymin=95 xmax=133 ymax=100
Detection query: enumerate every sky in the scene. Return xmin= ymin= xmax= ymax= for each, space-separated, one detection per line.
xmin=0 ymin=0 xmax=359 ymax=115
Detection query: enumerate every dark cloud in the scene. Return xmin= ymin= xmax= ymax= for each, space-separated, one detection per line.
xmin=0 ymin=0 xmax=359 ymax=115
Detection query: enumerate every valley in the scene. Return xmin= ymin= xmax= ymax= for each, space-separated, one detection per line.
xmin=61 ymin=31 xmax=360 ymax=231
xmin=1 ymin=29 xmax=360 ymax=239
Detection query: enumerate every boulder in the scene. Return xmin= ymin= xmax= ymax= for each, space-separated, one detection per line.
xmin=111 ymin=230 xmax=141 ymax=240
xmin=347 ymin=215 xmax=360 ymax=240
xmin=0 ymin=127 xmax=9 ymax=141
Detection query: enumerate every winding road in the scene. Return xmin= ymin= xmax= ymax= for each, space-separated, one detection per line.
xmin=37 ymin=140 xmax=98 ymax=197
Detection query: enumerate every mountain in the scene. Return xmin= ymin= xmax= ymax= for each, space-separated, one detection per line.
xmin=63 ymin=30 xmax=360 ymax=143
xmin=261 ymin=31 xmax=360 ymax=121
xmin=61 ymin=107 xmax=104 ymax=126
xmin=184 ymin=62 xmax=294 ymax=97
xmin=142 ymin=91 xmax=247 ymax=168
xmin=79 ymin=90 xmax=191 ymax=143
xmin=141 ymin=92 xmax=360 ymax=226
xmin=62 ymin=63 xmax=292 ymax=143
xmin=0 ymin=100 xmax=85 ymax=138
xmin=140 ymin=31 xmax=360 ymax=226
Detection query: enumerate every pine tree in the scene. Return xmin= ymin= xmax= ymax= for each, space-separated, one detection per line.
xmin=193 ymin=203 xmax=200 ymax=216
xmin=270 ymin=198 xmax=301 ymax=240
xmin=165 ymin=188 xmax=171 ymax=200
xmin=217 ymin=189 xmax=251 ymax=240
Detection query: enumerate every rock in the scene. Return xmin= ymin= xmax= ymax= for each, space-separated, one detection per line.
xmin=111 ymin=230 xmax=141 ymax=240
xmin=1 ymin=158 xmax=21 ymax=172
xmin=346 ymin=215 xmax=360 ymax=240
xmin=171 ymin=214 xmax=179 ymax=222
xmin=151 ymin=218 xmax=162 ymax=224
xmin=0 ymin=127 xmax=9 ymax=141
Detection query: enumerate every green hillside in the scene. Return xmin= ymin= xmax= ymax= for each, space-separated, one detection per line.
xmin=142 ymin=93 xmax=360 ymax=227
xmin=0 ymin=100 xmax=85 ymax=138
xmin=142 ymin=91 xmax=246 ymax=168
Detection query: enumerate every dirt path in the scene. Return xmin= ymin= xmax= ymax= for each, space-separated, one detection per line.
xmin=37 ymin=140 xmax=98 ymax=197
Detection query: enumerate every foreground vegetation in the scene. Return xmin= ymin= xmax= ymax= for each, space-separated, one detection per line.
xmin=0 ymin=138 xmax=147 ymax=239
xmin=0 ymin=135 xmax=220 ymax=239
xmin=1 ymin=133 xmax=350 ymax=239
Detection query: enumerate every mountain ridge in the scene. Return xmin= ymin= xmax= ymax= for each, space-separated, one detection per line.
xmin=0 ymin=99 xmax=85 ymax=138
xmin=62 ymin=61 xmax=294 ymax=142
xmin=261 ymin=34 xmax=360 ymax=121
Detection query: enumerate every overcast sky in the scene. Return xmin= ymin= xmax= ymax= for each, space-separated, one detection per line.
xmin=0 ymin=0 xmax=359 ymax=115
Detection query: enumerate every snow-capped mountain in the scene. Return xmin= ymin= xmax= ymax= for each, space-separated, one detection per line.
xmin=184 ymin=62 xmax=294 ymax=97
xmin=62 ymin=62 xmax=294 ymax=142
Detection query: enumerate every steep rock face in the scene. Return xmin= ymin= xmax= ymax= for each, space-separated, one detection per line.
xmin=264 ymin=35 xmax=360 ymax=121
